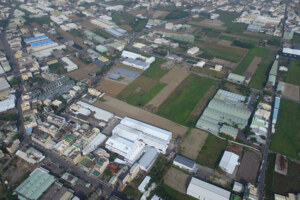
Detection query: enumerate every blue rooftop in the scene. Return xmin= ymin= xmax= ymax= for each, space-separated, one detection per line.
xmin=24 ymin=34 xmax=48 ymax=43
xmin=274 ymin=97 xmax=281 ymax=109
xmin=31 ymin=39 xmax=54 ymax=47
xmin=273 ymin=108 xmax=279 ymax=121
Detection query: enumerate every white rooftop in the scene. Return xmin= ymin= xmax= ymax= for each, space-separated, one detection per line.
xmin=219 ymin=151 xmax=239 ymax=174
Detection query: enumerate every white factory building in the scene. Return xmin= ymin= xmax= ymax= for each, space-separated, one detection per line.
xmin=187 ymin=47 xmax=199 ymax=55
xmin=61 ymin=57 xmax=78 ymax=72
xmin=82 ymin=133 xmax=107 ymax=156
xmin=105 ymin=117 xmax=172 ymax=165
xmin=121 ymin=50 xmax=155 ymax=70
xmin=187 ymin=177 xmax=231 ymax=200
xmin=219 ymin=151 xmax=239 ymax=174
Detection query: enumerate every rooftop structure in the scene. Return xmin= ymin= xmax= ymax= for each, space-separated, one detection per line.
xmin=24 ymin=34 xmax=48 ymax=44
xmin=173 ymin=154 xmax=196 ymax=172
xmin=138 ymin=146 xmax=159 ymax=172
xmin=82 ymin=133 xmax=107 ymax=155
xmin=219 ymin=151 xmax=239 ymax=174
xmin=196 ymin=89 xmax=251 ymax=135
xmin=187 ymin=177 xmax=231 ymax=200
xmin=227 ymin=73 xmax=245 ymax=84
xmin=14 ymin=168 xmax=56 ymax=200
xmin=75 ymin=101 xmax=114 ymax=122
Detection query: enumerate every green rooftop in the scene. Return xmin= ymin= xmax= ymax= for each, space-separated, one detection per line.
xmin=14 ymin=168 xmax=56 ymax=200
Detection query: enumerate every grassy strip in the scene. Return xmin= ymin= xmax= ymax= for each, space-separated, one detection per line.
xmin=196 ymin=134 xmax=227 ymax=168
xmin=157 ymin=75 xmax=216 ymax=126
xmin=270 ymin=99 xmax=300 ymax=160
xmin=282 ymin=59 xmax=300 ymax=87
xmin=142 ymin=57 xmax=169 ymax=80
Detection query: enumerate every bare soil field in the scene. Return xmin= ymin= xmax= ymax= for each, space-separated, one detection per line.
xmin=181 ymin=129 xmax=208 ymax=160
xmin=164 ymin=167 xmax=189 ymax=194
xmin=69 ymin=15 xmax=81 ymax=21
xmin=93 ymin=95 xmax=188 ymax=139
xmin=146 ymin=66 xmax=189 ymax=109
xmin=148 ymin=10 xmax=170 ymax=19
xmin=237 ymin=149 xmax=261 ymax=184
xmin=64 ymin=57 xmax=100 ymax=81
xmin=96 ymin=79 xmax=127 ymax=97
xmin=57 ymin=28 xmax=88 ymax=49
xmin=129 ymin=9 xmax=147 ymax=16
xmin=190 ymin=19 xmax=226 ymax=31
xmin=244 ymin=56 xmax=262 ymax=76
xmin=120 ymin=25 xmax=133 ymax=32
xmin=211 ymin=58 xmax=238 ymax=69
xmin=283 ymin=83 xmax=300 ymax=102
xmin=80 ymin=20 xmax=99 ymax=30
xmin=217 ymin=39 xmax=232 ymax=46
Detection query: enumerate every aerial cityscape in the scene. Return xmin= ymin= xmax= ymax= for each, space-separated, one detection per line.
xmin=0 ymin=0 xmax=299 ymax=199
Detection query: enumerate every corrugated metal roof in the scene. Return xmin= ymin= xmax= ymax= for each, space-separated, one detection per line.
xmin=24 ymin=34 xmax=48 ymax=43
xmin=138 ymin=146 xmax=158 ymax=171
xmin=31 ymin=39 xmax=54 ymax=47
xmin=227 ymin=73 xmax=245 ymax=83
xmin=14 ymin=168 xmax=56 ymax=200
xmin=173 ymin=154 xmax=195 ymax=169
xmin=269 ymin=60 xmax=278 ymax=76
xmin=219 ymin=151 xmax=239 ymax=174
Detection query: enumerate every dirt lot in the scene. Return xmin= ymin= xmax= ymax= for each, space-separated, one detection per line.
xmin=283 ymin=83 xmax=300 ymax=102
xmin=120 ymin=25 xmax=132 ymax=32
xmin=164 ymin=167 xmax=189 ymax=194
xmin=129 ymin=9 xmax=147 ymax=16
xmin=2 ymin=157 xmax=34 ymax=188
xmin=217 ymin=40 xmax=232 ymax=46
xmin=93 ymin=95 xmax=188 ymax=139
xmin=80 ymin=20 xmax=99 ymax=30
xmin=96 ymin=79 xmax=127 ymax=97
xmin=64 ymin=57 xmax=100 ymax=81
xmin=148 ymin=10 xmax=170 ymax=19
xmin=190 ymin=19 xmax=226 ymax=30
xmin=146 ymin=66 xmax=189 ymax=109
xmin=181 ymin=129 xmax=208 ymax=160
xmin=244 ymin=56 xmax=262 ymax=76
xmin=237 ymin=149 xmax=262 ymax=184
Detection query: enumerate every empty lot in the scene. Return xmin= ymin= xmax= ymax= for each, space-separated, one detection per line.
xmin=237 ymin=149 xmax=261 ymax=184
xmin=93 ymin=95 xmax=188 ymax=139
xmin=164 ymin=167 xmax=189 ymax=194
xmin=146 ymin=66 xmax=189 ymax=109
xmin=181 ymin=129 xmax=208 ymax=160
xmin=96 ymin=79 xmax=127 ymax=97
xmin=283 ymin=83 xmax=300 ymax=102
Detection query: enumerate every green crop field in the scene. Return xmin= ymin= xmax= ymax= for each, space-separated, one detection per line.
xmin=292 ymin=33 xmax=300 ymax=44
xmin=282 ymin=59 xmax=300 ymax=87
xmin=196 ymin=134 xmax=228 ymax=168
xmin=270 ymin=99 xmax=300 ymax=160
xmin=248 ymin=49 xmax=276 ymax=90
xmin=117 ymin=76 xmax=165 ymax=107
xmin=157 ymin=75 xmax=217 ymax=126
xmin=142 ymin=57 xmax=169 ymax=80
xmin=265 ymin=153 xmax=300 ymax=200
xmin=112 ymin=13 xmax=135 ymax=25
xmin=218 ymin=35 xmax=236 ymax=41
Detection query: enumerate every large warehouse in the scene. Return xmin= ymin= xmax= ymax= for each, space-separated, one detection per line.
xmin=187 ymin=177 xmax=231 ymax=200
xmin=196 ymin=89 xmax=251 ymax=136
xmin=105 ymin=117 xmax=172 ymax=165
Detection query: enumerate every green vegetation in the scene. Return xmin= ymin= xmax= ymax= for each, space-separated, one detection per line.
xmin=196 ymin=134 xmax=227 ymax=168
xmin=155 ymin=184 xmax=198 ymax=200
xmin=199 ymin=46 xmax=243 ymax=63
xmin=157 ymin=75 xmax=216 ymax=126
xmin=25 ymin=16 xmax=51 ymax=26
xmin=216 ymin=11 xmax=247 ymax=34
xmin=130 ymin=18 xmax=148 ymax=32
xmin=218 ymin=35 xmax=236 ymax=41
xmin=68 ymin=29 xmax=83 ymax=37
xmin=75 ymin=12 xmax=85 ymax=18
xmin=165 ymin=9 xmax=189 ymax=20
xmin=142 ymin=57 xmax=169 ymax=80
xmin=112 ymin=13 xmax=135 ymax=25
xmin=270 ymin=99 xmax=300 ymax=160
xmin=265 ymin=153 xmax=300 ymax=199
xmin=0 ymin=113 xmax=17 ymax=121
xmin=49 ymin=63 xmax=67 ymax=75
xmin=149 ymin=156 xmax=171 ymax=183
xmin=9 ymin=77 xmax=19 ymax=86
xmin=292 ymin=33 xmax=300 ymax=44
xmin=92 ymin=29 xmax=111 ymax=39
xmin=0 ymin=20 xmax=6 ymax=28
xmin=281 ymin=59 xmax=300 ymax=87
xmin=126 ymin=82 xmax=166 ymax=107
xmin=28 ymin=77 xmax=46 ymax=86
xmin=118 ymin=76 xmax=165 ymax=107
xmin=267 ymin=38 xmax=281 ymax=46
xmin=123 ymin=185 xmax=141 ymax=198
xmin=191 ymin=67 xmax=226 ymax=79
xmin=232 ymin=40 xmax=254 ymax=49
